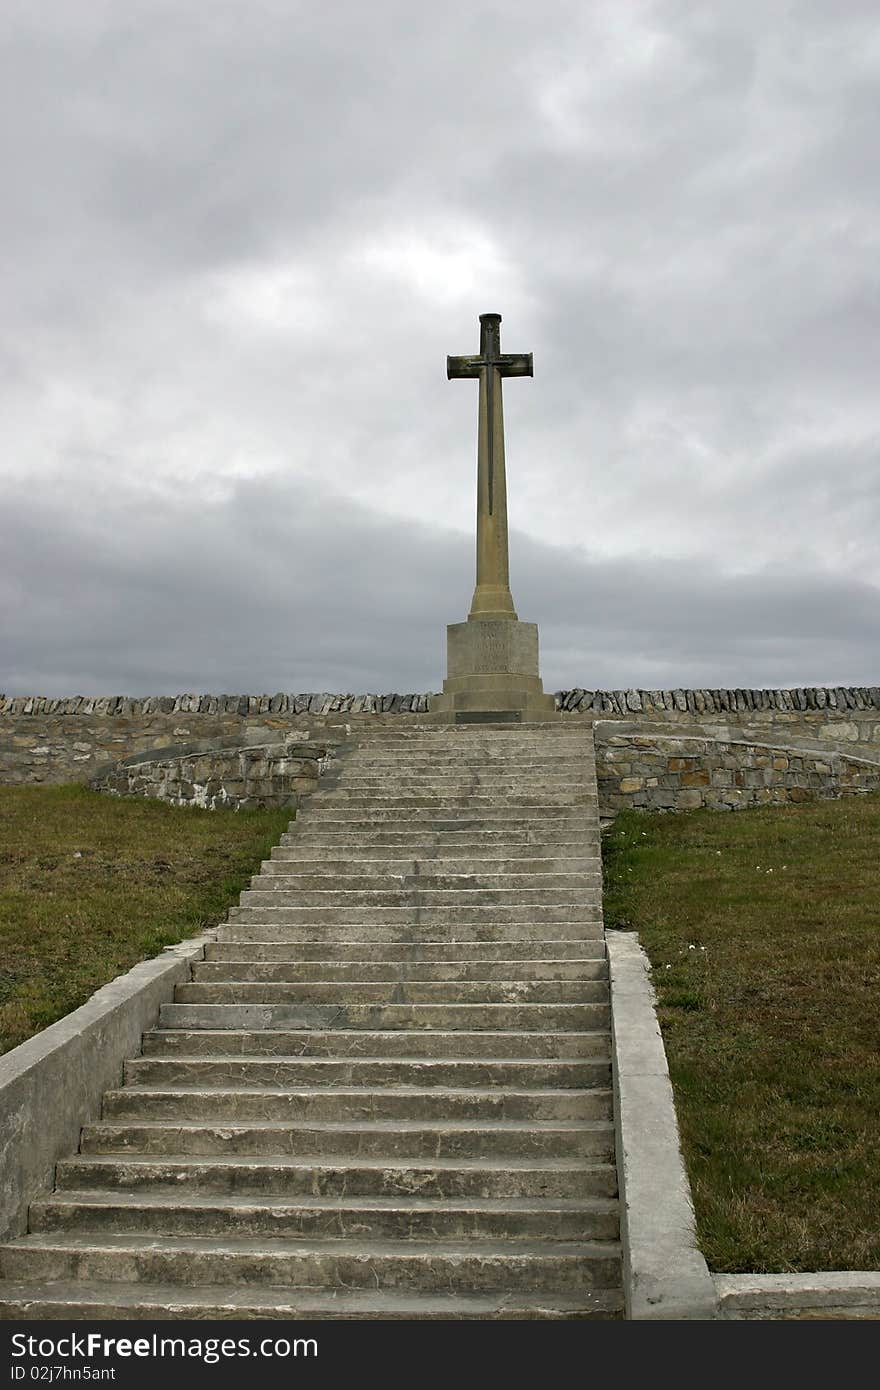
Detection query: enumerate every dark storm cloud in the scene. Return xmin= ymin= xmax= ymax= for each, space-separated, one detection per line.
xmin=1 ymin=2 xmax=878 ymax=692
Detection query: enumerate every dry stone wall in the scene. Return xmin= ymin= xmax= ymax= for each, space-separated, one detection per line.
xmin=1 ymin=688 xmax=879 ymax=817
xmin=0 ymin=695 xmax=429 ymax=787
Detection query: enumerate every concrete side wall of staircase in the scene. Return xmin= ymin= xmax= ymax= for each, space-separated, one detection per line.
xmin=0 ymin=936 xmax=211 ymax=1242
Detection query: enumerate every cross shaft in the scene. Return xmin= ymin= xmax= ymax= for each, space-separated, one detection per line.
xmin=447 ymin=312 xmax=533 ymax=621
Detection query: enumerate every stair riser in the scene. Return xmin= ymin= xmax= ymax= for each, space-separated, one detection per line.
xmin=266 ymin=856 xmax=600 ymax=874
xmin=217 ymin=923 xmax=605 ymax=943
xmin=251 ymin=872 xmax=602 ymax=891
xmin=79 ymin=1125 xmax=615 ymax=1161
xmin=226 ymin=906 xmax=604 ymax=926
xmin=158 ymin=1003 xmax=611 ymax=1031
xmin=55 ymin=1160 xmax=619 ymax=1200
xmin=173 ymin=983 xmax=608 ymax=1005
xmin=102 ymin=1090 xmax=612 ymax=1123
xmin=0 ymin=1246 xmax=621 ymax=1293
xmin=321 ymin=773 xmax=594 ymax=785
xmin=192 ymin=960 xmax=608 ymax=982
xmin=139 ymin=1029 xmax=611 ymax=1059
xmin=127 ymin=1059 xmax=610 ymax=1087
xmin=279 ymin=836 xmax=596 ymax=851
xmin=204 ymin=941 xmax=607 ymax=962
xmin=29 ymin=1204 xmax=619 ymax=1243
xmin=308 ymin=792 xmax=598 ymax=806
xmin=0 ymin=1293 xmax=621 ymax=1321
xmin=298 ymin=807 xmax=597 ymax=821
xmin=239 ymin=893 xmax=603 ymax=913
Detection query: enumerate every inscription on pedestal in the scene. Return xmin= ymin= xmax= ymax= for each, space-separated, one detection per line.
xmin=454 ymin=711 xmax=522 ymax=724
xmin=446 ymin=621 xmax=540 ymax=680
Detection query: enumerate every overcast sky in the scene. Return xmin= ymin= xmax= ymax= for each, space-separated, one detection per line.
xmin=2 ymin=0 xmax=879 ymax=696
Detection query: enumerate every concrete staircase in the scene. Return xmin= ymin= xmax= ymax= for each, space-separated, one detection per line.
xmin=0 ymin=724 xmax=623 ymax=1319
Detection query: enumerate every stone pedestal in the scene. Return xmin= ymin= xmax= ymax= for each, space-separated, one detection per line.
xmin=433 ymin=619 xmax=556 ymax=719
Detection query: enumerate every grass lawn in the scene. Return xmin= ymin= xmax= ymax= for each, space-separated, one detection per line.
xmin=602 ymin=793 xmax=880 ymax=1273
xmin=0 ymin=785 xmax=291 ymax=1056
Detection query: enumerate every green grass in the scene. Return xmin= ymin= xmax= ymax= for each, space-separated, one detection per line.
xmin=603 ymin=794 xmax=880 ymax=1273
xmin=0 ymin=785 xmax=291 ymax=1056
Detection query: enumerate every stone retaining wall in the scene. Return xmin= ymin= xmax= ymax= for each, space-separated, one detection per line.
xmin=94 ymin=740 xmax=338 ymax=812
xmin=0 ymin=695 xmax=428 ymax=787
xmin=2 ymin=689 xmax=879 ymax=817
xmin=596 ymin=729 xmax=880 ymax=816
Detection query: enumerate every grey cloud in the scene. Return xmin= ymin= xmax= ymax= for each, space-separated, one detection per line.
xmin=2 ymin=474 xmax=877 ymax=696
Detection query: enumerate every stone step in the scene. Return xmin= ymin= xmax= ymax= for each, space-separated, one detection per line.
xmin=0 ymin=1234 xmax=622 ymax=1294
xmin=239 ymin=888 xmax=602 ymax=910
xmin=307 ymin=789 xmax=598 ymax=802
xmin=158 ymin=1001 xmax=611 ymax=1032
xmin=247 ymin=873 xmax=602 ymax=896
xmin=29 ymin=1192 xmax=619 ymax=1243
xmin=80 ymin=1117 xmax=615 ymax=1160
xmin=55 ymin=1154 xmax=619 ymax=1199
xmin=226 ymin=904 xmax=604 ymax=926
xmin=344 ymin=729 xmax=587 ymax=740
xmin=102 ymin=1085 xmax=612 ymax=1123
xmin=192 ymin=958 xmax=608 ymax=982
xmin=0 ymin=1280 xmax=623 ymax=1320
xmin=173 ymin=981 xmax=609 ymax=1006
xmin=334 ymin=766 xmax=593 ymax=778
xmin=204 ymin=940 xmax=607 ymax=962
xmin=139 ymin=1028 xmax=611 ymax=1060
xmin=298 ymin=803 xmax=598 ymax=819
xmin=343 ymin=740 xmax=591 ymax=750
xmin=127 ymin=1056 xmax=610 ymax=1087
xmin=217 ymin=920 xmax=605 ymax=942
xmin=279 ymin=822 xmax=597 ymax=845
xmin=280 ymin=833 xmax=593 ymax=849
xmin=265 ymin=854 xmax=601 ymax=873
xmin=323 ymin=784 xmax=593 ymax=798
xmin=314 ymin=784 xmax=596 ymax=799
xmin=253 ymin=869 xmax=602 ymax=891
xmin=331 ymin=776 xmax=596 ymax=788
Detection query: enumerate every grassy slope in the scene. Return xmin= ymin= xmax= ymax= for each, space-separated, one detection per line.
xmin=0 ymin=785 xmax=290 ymax=1055
xmin=603 ymin=794 xmax=880 ymax=1272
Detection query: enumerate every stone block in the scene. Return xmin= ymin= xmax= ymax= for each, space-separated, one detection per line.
xmin=619 ymin=777 xmax=645 ymax=793
xmin=681 ymin=770 xmax=710 ymax=787
xmin=676 ymin=789 xmax=703 ymax=809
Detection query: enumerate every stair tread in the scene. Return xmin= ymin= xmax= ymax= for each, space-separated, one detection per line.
xmin=61 ymin=1153 xmax=613 ymax=1171
xmin=108 ymin=1085 xmax=612 ymax=1097
xmin=86 ymin=1117 xmax=613 ymax=1132
xmin=4 ymin=1232 xmax=621 ymax=1258
xmin=0 ymin=1280 xmax=623 ymax=1318
xmin=36 ymin=1192 xmax=618 ymax=1213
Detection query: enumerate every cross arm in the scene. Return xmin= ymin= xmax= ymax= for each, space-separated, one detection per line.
xmin=497 ymin=353 xmax=533 ymax=378
xmin=447 ymin=355 xmax=482 ymax=380
xmin=447 ymin=352 xmax=534 ymax=380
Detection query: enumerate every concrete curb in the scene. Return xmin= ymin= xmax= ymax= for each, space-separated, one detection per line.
xmin=715 ymin=1273 xmax=880 ymax=1319
xmin=606 ymin=929 xmax=718 ymax=1319
xmin=0 ymin=931 xmax=215 ymax=1241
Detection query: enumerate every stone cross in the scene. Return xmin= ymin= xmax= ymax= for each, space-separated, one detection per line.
xmin=447 ymin=312 xmax=533 ymax=621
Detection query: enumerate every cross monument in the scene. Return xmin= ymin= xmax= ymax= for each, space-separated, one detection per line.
xmin=434 ymin=312 xmax=555 ymax=720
